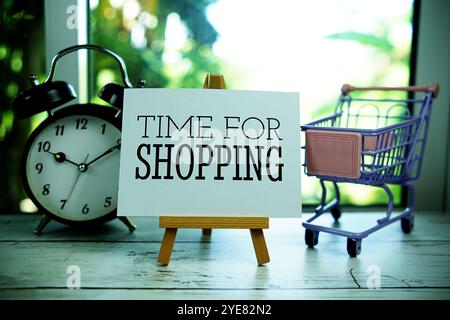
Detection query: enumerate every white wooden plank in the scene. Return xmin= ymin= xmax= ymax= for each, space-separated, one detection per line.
xmin=1 ymin=288 xmax=449 ymax=300
xmin=0 ymin=238 xmax=449 ymax=290
xmin=0 ymin=212 xmax=449 ymax=299
xmin=0 ymin=212 xmax=448 ymax=242
xmin=0 ymin=241 xmax=355 ymax=290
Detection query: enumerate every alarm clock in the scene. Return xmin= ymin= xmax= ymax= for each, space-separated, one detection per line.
xmin=12 ymin=44 xmax=140 ymax=234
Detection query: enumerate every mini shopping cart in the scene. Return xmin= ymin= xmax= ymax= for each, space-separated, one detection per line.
xmin=301 ymin=83 xmax=440 ymax=257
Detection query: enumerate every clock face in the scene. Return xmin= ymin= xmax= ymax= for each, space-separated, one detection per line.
xmin=23 ymin=106 xmax=121 ymax=222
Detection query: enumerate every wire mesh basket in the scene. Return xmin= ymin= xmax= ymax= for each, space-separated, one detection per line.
xmin=301 ymin=83 xmax=440 ymax=257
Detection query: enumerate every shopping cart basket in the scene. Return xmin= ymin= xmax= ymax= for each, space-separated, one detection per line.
xmin=301 ymin=83 xmax=440 ymax=257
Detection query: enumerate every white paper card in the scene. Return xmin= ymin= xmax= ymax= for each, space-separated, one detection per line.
xmin=118 ymin=89 xmax=301 ymax=217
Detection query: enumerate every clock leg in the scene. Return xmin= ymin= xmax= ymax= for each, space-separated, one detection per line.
xmin=118 ymin=216 xmax=136 ymax=233
xmin=34 ymin=215 xmax=52 ymax=235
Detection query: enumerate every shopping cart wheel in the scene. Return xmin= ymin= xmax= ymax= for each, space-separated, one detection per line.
xmin=347 ymin=238 xmax=361 ymax=257
xmin=305 ymin=229 xmax=319 ymax=248
xmin=401 ymin=216 xmax=414 ymax=234
xmin=331 ymin=206 xmax=341 ymax=221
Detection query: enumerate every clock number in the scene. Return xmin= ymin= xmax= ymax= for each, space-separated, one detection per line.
xmin=117 ymin=139 xmax=121 ymax=150
xmin=55 ymin=125 xmax=65 ymax=136
xmin=42 ymin=184 xmax=50 ymax=195
xmin=35 ymin=163 xmax=43 ymax=174
xmin=37 ymin=141 xmax=51 ymax=152
xmin=104 ymin=196 xmax=112 ymax=208
xmin=82 ymin=203 xmax=89 ymax=214
xmin=60 ymin=199 xmax=67 ymax=209
xmin=75 ymin=118 xmax=88 ymax=130
xmin=101 ymin=124 xmax=106 ymax=135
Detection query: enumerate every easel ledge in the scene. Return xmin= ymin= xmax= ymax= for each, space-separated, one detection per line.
xmin=160 ymin=216 xmax=269 ymax=229
xmin=157 ymin=74 xmax=271 ymax=266
xmin=158 ymin=216 xmax=270 ymax=266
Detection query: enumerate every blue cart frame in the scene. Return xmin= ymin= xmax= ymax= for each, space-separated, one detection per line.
xmin=301 ymin=84 xmax=439 ymax=256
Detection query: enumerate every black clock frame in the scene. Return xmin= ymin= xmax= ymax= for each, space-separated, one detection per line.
xmin=21 ymin=103 xmax=123 ymax=228
xmin=13 ymin=44 xmax=139 ymax=234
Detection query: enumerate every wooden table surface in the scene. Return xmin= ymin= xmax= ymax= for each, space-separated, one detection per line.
xmin=0 ymin=212 xmax=449 ymax=299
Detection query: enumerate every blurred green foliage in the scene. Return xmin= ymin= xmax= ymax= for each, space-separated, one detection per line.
xmin=0 ymin=1 xmax=34 ymax=140
xmin=0 ymin=0 xmax=45 ymax=212
xmin=91 ymin=0 xmax=222 ymax=97
xmin=0 ymin=0 xmax=415 ymax=211
xmin=327 ymin=32 xmax=394 ymax=52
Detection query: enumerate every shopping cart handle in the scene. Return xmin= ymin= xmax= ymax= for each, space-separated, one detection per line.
xmin=341 ymin=83 xmax=440 ymax=98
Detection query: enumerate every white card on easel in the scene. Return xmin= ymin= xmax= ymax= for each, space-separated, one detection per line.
xmin=118 ymin=89 xmax=301 ymax=217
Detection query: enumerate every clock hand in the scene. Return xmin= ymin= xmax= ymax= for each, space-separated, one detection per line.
xmin=66 ymin=154 xmax=89 ymax=202
xmin=86 ymin=143 xmax=121 ymax=167
xmin=46 ymin=151 xmax=79 ymax=167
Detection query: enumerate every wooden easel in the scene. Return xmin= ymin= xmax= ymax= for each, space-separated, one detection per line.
xmin=157 ymin=74 xmax=270 ymax=266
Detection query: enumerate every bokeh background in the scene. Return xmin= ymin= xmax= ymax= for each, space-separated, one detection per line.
xmin=0 ymin=0 xmax=415 ymax=213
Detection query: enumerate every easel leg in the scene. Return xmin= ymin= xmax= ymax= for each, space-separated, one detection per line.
xmin=158 ymin=228 xmax=178 ymax=265
xmin=118 ymin=216 xmax=137 ymax=233
xmin=250 ymin=229 xmax=270 ymax=265
xmin=34 ymin=215 xmax=52 ymax=235
xmin=202 ymin=228 xmax=212 ymax=236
